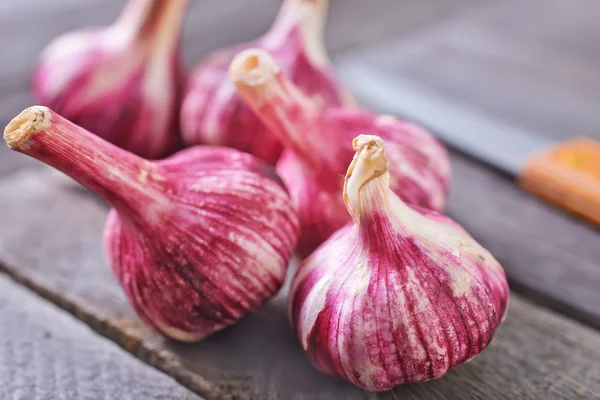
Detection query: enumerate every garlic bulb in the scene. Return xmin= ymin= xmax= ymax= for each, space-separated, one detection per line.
xmin=180 ymin=0 xmax=354 ymax=165
xmin=231 ymin=49 xmax=451 ymax=256
xmin=289 ymin=135 xmax=509 ymax=391
xmin=33 ymin=0 xmax=189 ymax=159
xmin=5 ymin=106 xmax=300 ymax=342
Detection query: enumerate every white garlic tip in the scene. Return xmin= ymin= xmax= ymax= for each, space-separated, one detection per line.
xmin=229 ymin=48 xmax=281 ymax=88
xmin=4 ymin=106 xmax=52 ymax=150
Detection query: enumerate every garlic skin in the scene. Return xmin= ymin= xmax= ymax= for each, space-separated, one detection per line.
xmin=180 ymin=0 xmax=354 ymax=165
xmin=4 ymin=106 xmax=300 ymax=342
xmin=289 ymin=135 xmax=509 ymax=391
xmin=33 ymin=0 xmax=189 ymax=159
xmin=231 ymin=49 xmax=451 ymax=256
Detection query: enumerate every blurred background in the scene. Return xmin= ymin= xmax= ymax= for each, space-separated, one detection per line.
xmin=2 ymin=0 xmax=598 ymax=171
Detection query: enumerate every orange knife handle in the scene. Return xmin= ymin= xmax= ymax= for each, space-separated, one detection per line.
xmin=519 ymin=138 xmax=600 ymax=225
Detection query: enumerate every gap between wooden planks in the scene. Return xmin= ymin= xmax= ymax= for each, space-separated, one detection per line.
xmin=0 ymin=273 xmax=202 ymax=400
xmin=0 ymin=0 xmax=599 ymax=398
xmin=0 ymin=166 xmax=598 ymax=399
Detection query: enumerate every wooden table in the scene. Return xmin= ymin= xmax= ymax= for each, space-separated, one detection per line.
xmin=1 ymin=0 xmax=599 ymax=399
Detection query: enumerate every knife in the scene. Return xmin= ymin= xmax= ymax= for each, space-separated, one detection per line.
xmin=335 ymin=60 xmax=600 ymax=225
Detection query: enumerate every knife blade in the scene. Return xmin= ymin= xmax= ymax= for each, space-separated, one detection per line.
xmin=335 ymin=59 xmax=600 ymax=225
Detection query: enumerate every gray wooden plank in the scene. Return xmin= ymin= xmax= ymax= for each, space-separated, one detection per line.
xmin=337 ymin=0 xmax=600 ymax=328
xmin=326 ymin=0 xmax=496 ymax=53
xmin=0 ymin=274 xmax=202 ymax=400
xmin=0 ymin=167 xmax=599 ymax=399
xmin=0 ymin=0 xmax=106 ymax=15
xmin=345 ymin=0 xmax=600 ymax=142
xmin=449 ymin=154 xmax=600 ymax=327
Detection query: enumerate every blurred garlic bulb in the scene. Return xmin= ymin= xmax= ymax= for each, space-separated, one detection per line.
xmin=180 ymin=0 xmax=354 ymax=164
xmin=33 ymin=0 xmax=189 ymax=159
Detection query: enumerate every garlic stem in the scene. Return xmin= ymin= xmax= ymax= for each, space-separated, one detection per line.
xmin=115 ymin=0 xmax=189 ymax=53
xmin=343 ymin=135 xmax=391 ymax=222
xmin=264 ymin=0 xmax=330 ymax=67
xmin=230 ymin=48 xmax=332 ymax=169
xmin=4 ymin=106 xmax=161 ymax=214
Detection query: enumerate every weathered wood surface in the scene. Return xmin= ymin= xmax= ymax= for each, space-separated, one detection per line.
xmin=0 ymin=274 xmax=202 ymax=400
xmin=352 ymin=0 xmax=600 ymax=143
xmin=337 ymin=0 xmax=600 ymax=329
xmin=0 ymin=168 xmax=599 ymax=399
xmin=0 ymin=0 xmax=491 ymax=176
xmin=449 ymin=155 xmax=600 ymax=328
xmin=1 ymin=0 xmax=600 ymax=399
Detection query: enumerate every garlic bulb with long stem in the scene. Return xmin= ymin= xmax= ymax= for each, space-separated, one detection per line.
xmin=181 ymin=0 xmax=354 ymax=165
xmin=231 ymin=49 xmax=451 ymax=256
xmin=33 ymin=0 xmax=189 ymax=159
xmin=289 ymin=135 xmax=509 ymax=391
xmin=4 ymin=106 xmax=300 ymax=342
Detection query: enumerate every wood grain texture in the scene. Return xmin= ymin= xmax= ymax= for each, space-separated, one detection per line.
xmin=448 ymin=154 xmax=600 ymax=328
xmin=1 ymin=0 xmax=599 ymax=399
xmin=339 ymin=0 xmax=600 ymax=328
xmin=357 ymin=0 xmax=600 ymax=142
xmin=0 ymin=274 xmax=202 ymax=400
xmin=0 ymin=167 xmax=598 ymax=399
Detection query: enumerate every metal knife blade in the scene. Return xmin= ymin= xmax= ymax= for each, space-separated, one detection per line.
xmin=334 ymin=57 xmax=600 ymax=227
xmin=334 ymin=59 xmax=556 ymax=176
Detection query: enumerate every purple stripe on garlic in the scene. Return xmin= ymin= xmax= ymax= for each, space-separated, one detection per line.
xmin=289 ymin=135 xmax=508 ymax=391
xmin=4 ymin=106 xmax=300 ymax=342
xmin=230 ymin=49 xmax=452 ymax=257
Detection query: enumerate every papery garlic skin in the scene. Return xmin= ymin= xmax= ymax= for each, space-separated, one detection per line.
xmin=33 ymin=0 xmax=188 ymax=159
xmin=289 ymin=135 xmax=508 ymax=391
xmin=231 ymin=49 xmax=451 ymax=256
xmin=4 ymin=106 xmax=300 ymax=342
xmin=181 ymin=0 xmax=354 ymax=165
